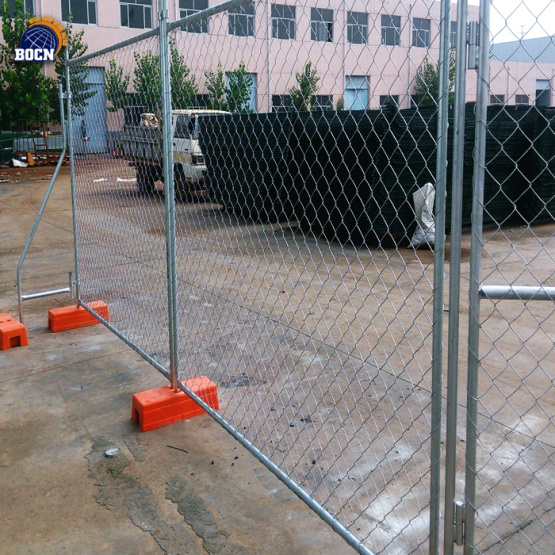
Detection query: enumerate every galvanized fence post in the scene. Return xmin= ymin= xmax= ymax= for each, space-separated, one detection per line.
xmin=443 ymin=1 xmax=469 ymax=553
xmin=159 ymin=0 xmax=180 ymax=391
xmin=429 ymin=0 xmax=451 ymax=552
xmin=464 ymin=0 xmax=491 ymax=553
xmin=65 ymin=45 xmax=81 ymax=305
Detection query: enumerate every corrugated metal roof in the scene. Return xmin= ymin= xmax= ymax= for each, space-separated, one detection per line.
xmin=490 ymin=35 xmax=555 ymax=63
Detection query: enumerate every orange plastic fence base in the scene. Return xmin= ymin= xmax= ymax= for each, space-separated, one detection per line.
xmin=132 ymin=376 xmax=219 ymax=432
xmin=48 ymin=301 xmax=109 ymax=333
xmin=0 ymin=313 xmax=28 ymax=351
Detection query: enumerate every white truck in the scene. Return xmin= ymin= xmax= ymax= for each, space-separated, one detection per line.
xmin=121 ymin=109 xmax=229 ymax=197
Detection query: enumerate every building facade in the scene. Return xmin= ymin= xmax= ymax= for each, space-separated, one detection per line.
xmin=1 ymin=0 xmax=553 ymax=115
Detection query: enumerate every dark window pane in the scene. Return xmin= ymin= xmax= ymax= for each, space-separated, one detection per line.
xmin=144 ymin=6 xmax=151 ymax=28
xmin=5 ymin=0 xmax=34 ymax=14
xmin=62 ymin=0 xmax=70 ymax=21
xmin=89 ymin=2 xmax=97 ymax=24
xmin=121 ymin=5 xmax=128 ymax=26
xmin=128 ymin=5 xmax=144 ymax=28
xmin=71 ymin=0 xmax=89 ymax=24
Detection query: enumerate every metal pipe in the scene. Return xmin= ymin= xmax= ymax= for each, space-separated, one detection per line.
xmin=429 ymin=1 xmax=451 ymax=552
xmin=67 ymin=0 xmax=251 ymax=66
xmin=443 ymin=2 xmax=469 ymax=553
xmin=480 ymin=284 xmax=555 ymax=301
xmin=16 ymin=84 xmax=68 ymax=324
xmin=66 ymin=46 xmax=81 ymax=305
xmin=464 ymin=1 xmax=491 ymax=553
xmin=21 ymin=287 xmax=72 ymax=301
xmin=159 ymin=0 xmax=179 ymax=391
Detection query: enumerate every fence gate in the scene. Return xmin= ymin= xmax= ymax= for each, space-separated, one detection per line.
xmin=63 ymin=0 xmax=554 ymax=553
xmin=442 ymin=1 xmax=555 ymax=554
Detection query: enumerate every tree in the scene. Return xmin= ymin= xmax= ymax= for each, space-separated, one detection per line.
xmin=50 ymin=19 xmax=95 ymax=121
xmin=133 ymin=49 xmax=160 ymax=113
xmin=170 ymin=43 xmax=198 ymax=109
xmin=205 ymin=64 xmax=227 ymax=111
xmin=289 ymin=61 xmax=320 ymax=112
xmin=133 ymin=41 xmax=197 ymax=113
xmin=225 ymin=61 xmax=253 ymax=114
xmin=0 ymin=0 xmax=52 ymax=126
xmin=414 ymin=48 xmax=456 ymax=107
xmin=105 ymin=59 xmax=130 ymax=112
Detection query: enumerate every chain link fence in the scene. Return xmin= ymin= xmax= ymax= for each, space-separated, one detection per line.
xmin=65 ymin=0 xmax=553 ymax=553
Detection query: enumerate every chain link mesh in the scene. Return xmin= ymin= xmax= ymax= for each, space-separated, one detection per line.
xmin=67 ymin=0 xmax=554 ymax=552
xmin=469 ymin=1 xmax=555 ymax=552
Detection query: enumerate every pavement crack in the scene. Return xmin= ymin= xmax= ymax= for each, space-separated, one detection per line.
xmin=87 ymin=437 xmax=198 ymax=554
xmin=166 ymin=475 xmax=252 ymax=555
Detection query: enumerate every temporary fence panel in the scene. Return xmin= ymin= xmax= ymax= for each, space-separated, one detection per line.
xmin=456 ymin=1 xmax=555 ymax=554
xmin=65 ymin=0 xmax=552 ymax=553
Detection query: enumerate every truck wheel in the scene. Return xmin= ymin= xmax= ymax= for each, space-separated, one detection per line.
xmin=137 ymin=163 xmax=156 ymax=196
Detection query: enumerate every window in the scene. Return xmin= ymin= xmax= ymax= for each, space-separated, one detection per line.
xmin=490 ymin=94 xmax=505 ymax=105
xmin=272 ymin=4 xmax=295 ymax=40
xmin=380 ymin=95 xmax=398 ymax=107
xmin=311 ymin=8 xmax=333 ymax=42
xmin=515 ymin=94 xmax=530 ymax=105
xmin=412 ymin=17 xmax=430 ymax=47
xmin=62 ymin=0 xmax=96 ymax=24
xmin=4 ymin=0 xmax=34 ymax=14
xmin=179 ymin=0 xmax=208 ymax=33
xmin=345 ymin=76 xmax=368 ymax=110
xmin=311 ymin=95 xmax=333 ymax=111
xmin=450 ymin=21 xmax=457 ymax=47
xmin=229 ymin=1 xmax=254 ymax=36
xmin=272 ymin=94 xmax=293 ymax=112
xmin=121 ymin=0 xmax=152 ymax=29
xmin=225 ymin=72 xmax=257 ymax=112
xmin=536 ymin=80 xmax=550 ymax=107
xmin=381 ymin=15 xmax=400 ymax=46
xmin=347 ymin=11 xmax=367 ymax=44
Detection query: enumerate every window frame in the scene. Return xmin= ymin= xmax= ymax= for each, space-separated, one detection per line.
xmin=62 ymin=0 xmax=97 ymax=25
xmin=120 ymin=0 xmax=153 ymax=29
xmin=272 ymin=94 xmax=293 ymax=112
xmin=347 ymin=11 xmax=367 ymax=45
xmin=228 ymin=1 xmax=255 ymax=37
xmin=412 ymin=17 xmax=430 ymax=48
xmin=311 ymin=94 xmax=334 ymax=111
xmin=179 ymin=0 xmax=209 ymax=33
xmin=345 ymin=75 xmax=368 ymax=110
xmin=271 ymin=4 xmax=296 ymax=40
xmin=311 ymin=8 xmax=333 ymax=43
xmin=490 ymin=94 xmax=505 ymax=105
xmin=450 ymin=21 xmax=457 ymax=47
xmin=381 ymin=14 xmax=400 ymax=46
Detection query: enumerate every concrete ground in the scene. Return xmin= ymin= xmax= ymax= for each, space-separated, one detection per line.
xmin=2 ymin=161 xmax=553 ymax=555
xmin=0 ymin=165 xmax=355 ymax=555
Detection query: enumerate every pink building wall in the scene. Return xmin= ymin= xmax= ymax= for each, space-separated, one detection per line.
xmin=3 ymin=1 xmax=553 ymax=111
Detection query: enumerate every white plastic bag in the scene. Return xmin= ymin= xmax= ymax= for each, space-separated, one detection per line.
xmin=409 ymin=182 xmax=435 ymax=248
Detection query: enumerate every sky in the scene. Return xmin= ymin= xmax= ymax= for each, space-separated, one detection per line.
xmin=467 ymin=0 xmax=555 ymax=43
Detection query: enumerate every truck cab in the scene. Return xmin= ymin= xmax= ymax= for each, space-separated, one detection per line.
xmin=171 ymin=109 xmax=229 ymax=189
xmin=123 ymin=109 xmax=229 ymax=197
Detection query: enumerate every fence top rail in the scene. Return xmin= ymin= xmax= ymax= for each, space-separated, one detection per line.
xmin=67 ymin=0 xmax=251 ymax=67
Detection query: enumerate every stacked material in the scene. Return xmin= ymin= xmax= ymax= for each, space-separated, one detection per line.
xmin=288 ymin=110 xmax=384 ymax=243
xmin=200 ymin=112 xmax=293 ymax=222
xmin=520 ymin=107 xmax=555 ymax=224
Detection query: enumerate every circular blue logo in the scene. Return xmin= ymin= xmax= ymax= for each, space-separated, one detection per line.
xmin=20 ymin=24 xmax=59 ymax=62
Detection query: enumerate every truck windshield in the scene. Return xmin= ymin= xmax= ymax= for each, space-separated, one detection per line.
xmin=174 ymin=115 xmax=199 ymax=140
